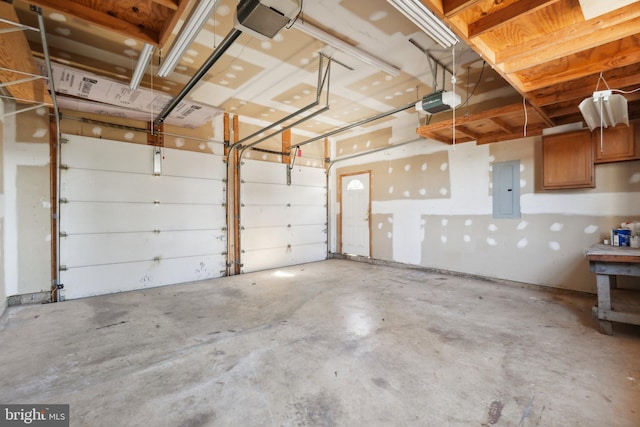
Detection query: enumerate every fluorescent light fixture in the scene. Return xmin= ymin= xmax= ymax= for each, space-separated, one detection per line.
xmin=157 ymin=0 xmax=219 ymax=78
xmin=387 ymin=0 xmax=458 ymax=48
xmin=578 ymin=90 xmax=629 ymax=131
xmin=130 ymin=43 xmax=154 ymax=90
xmin=291 ymin=20 xmax=400 ymax=77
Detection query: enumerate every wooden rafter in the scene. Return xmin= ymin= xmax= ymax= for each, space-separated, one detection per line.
xmin=467 ymin=0 xmax=559 ymax=38
xmin=151 ymin=0 xmax=178 ymax=11
xmin=27 ymin=0 xmax=158 ymax=45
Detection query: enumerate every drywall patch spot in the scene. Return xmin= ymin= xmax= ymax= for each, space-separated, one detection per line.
xmin=352 ymin=144 xmax=358 ymax=151
xmin=124 ymin=49 xmax=138 ymax=57
xmin=50 ymin=12 xmax=66 ymax=22
xmin=45 ymin=234 xmax=52 ymax=242
xmin=517 ymin=237 xmax=528 ymax=249
xmin=549 ymin=241 xmax=561 ymax=251
xmin=41 ymin=200 xmax=51 ymax=209
xmin=386 ymin=232 xmax=392 ymax=239
xmin=36 ymin=107 xmax=47 ymax=116
xmin=486 ymin=237 xmax=497 ymax=246
xmin=488 ymin=224 xmax=498 ymax=232
xmin=388 ymin=167 xmax=393 ymax=174
xmin=216 ymin=4 xmax=231 ymax=15
xmin=520 ymin=179 xmax=526 ymax=188
xmin=370 ymin=10 xmax=387 ymax=21
xmin=440 ymin=235 xmax=447 ymax=244
xmin=488 ymin=155 xmax=495 ymax=162
xmin=488 ymin=165 xmax=493 ymax=172
xmin=387 ymin=217 xmax=393 ymax=224
xmin=403 ymin=190 xmax=410 ymax=198
xmin=124 ymin=132 xmax=135 ymax=141
xmin=517 ymin=221 xmax=528 ymax=230
xmin=261 ymin=40 xmax=272 ymax=50
xmin=550 ymin=222 xmax=564 ymax=232
xmin=56 ymin=27 xmax=71 ymax=36
xmin=463 ymin=234 xmax=471 ymax=242
xmin=92 ymin=126 xmax=103 ymax=136
xmin=187 ymin=49 xmax=199 ymax=57
xmin=520 ymin=163 xmax=525 ymax=172
xmin=300 ymin=58 xmax=310 ymax=66
xmin=584 ymin=224 xmax=598 ymax=234
xmin=630 ymin=172 xmax=640 ymax=184
xmin=198 ymin=143 xmax=206 ymax=150
xmin=262 ymin=154 xmax=268 ymax=160
xmin=124 ymin=38 xmax=137 ymax=47
xmin=338 ymin=148 xmax=344 ymax=155
xmin=366 ymin=140 xmax=371 ymax=148
xmin=440 ymin=162 xmax=448 ymax=172
xmin=32 ymin=128 xmax=47 ymax=138
xmin=421 ymin=162 xmax=427 ymax=171
xmin=419 ymin=188 xmax=427 ymax=196
xmin=404 ymin=164 xmax=411 ymax=172
xmin=388 ymin=186 xmax=394 ymax=194
xmin=441 ymin=219 xmax=448 ymax=226
xmin=464 ymin=219 xmax=472 ymax=226
xmin=378 ymin=222 xmax=383 ymax=230
xmin=439 ymin=187 xmax=448 ymax=196
xmin=175 ymin=138 xmax=185 ymax=148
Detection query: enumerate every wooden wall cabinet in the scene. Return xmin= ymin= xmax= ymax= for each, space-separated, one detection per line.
xmin=593 ymin=122 xmax=639 ymax=163
xmin=543 ymin=129 xmax=595 ymax=189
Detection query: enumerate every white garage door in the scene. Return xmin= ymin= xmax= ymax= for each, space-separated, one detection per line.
xmin=59 ymin=134 xmax=226 ymax=299
xmin=240 ymin=159 xmax=327 ymax=273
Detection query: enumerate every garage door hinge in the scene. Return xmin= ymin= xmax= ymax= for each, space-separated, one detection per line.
xmin=51 ymin=213 xmax=57 ymax=219
xmin=221 ymin=251 xmax=228 ymax=255
xmin=59 ymin=265 xmax=68 ymax=271
xmin=59 ymin=231 xmax=68 ymax=238
xmin=56 ymin=283 xmax=64 ymax=290
xmin=60 ymin=198 xmax=69 ymax=204
xmin=60 ymin=164 xmax=69 ymax=170
xmin=60 ymin=138 xmax=69 ymax=144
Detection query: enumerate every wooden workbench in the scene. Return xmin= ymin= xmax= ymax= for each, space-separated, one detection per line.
xmin=586 ymin=244 xmax=640 ymax=335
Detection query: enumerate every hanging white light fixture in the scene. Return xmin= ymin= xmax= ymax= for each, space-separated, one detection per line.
xmin=578 ymin=90 xmax=629 ymax=131
xmin=386 ymin=0 xmax=458 ymax=48
xmin=129 ymin=43 xmax=154 ymax=90
xmin=157 ymin=0 xmax=220 ymax=78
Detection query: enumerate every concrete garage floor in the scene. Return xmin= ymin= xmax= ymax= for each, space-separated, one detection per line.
xmin=1 ymin=259 xmax=639 ymax=426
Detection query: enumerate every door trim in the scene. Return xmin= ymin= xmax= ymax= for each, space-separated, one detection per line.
xmin=338 ymin=170 xmax=372 ymax=256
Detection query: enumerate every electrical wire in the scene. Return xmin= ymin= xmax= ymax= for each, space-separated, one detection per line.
xmin=522 ymin=96 xmax=528 ymax=137
xmin=459 ymin=61 xmax=485 ymax=108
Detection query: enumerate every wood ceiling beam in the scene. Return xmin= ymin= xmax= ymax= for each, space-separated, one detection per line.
xmin=442 ymin=0 xmax=482 ymax=17
xmin=0 ymin=2 xmax=52 ymax=105
xmin=489 ymin=117 xmax=517 ymax=134
xmin=496 ymin=6 xmax=640 ymax=71
xmin=151 ymin=0 xmax=179 ymax=11
xmin=516 ymin=35 xmax=640 ymax=92
xmin=28 ymin=0 xmax=158 ymax=45
xmin=476 ymin=125 xmax=544 ymax=145
xmin=467 ymin=0 xmax=559 ymax=39
xmin=418 ymin=130 xmax=452 ymax=144
xmin=530 ymin=63 xmax=640 ymax=107
xmin=157 ymin=0 xmax=190 ymax=47
xmin=456 ymin=125 xmax=482 ymax=140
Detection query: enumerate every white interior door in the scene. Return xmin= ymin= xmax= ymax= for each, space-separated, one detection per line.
xmin=341 ymin=172 xmax=370 ymax=256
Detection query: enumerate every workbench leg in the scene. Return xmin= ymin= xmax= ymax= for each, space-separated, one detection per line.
xmin=596 ymin=274 xmax=613 ymax=335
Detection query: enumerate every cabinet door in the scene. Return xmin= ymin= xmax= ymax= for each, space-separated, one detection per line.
xmin=543 ymin=130 xmax=594 ymax=189
xmin=594 ymin=123 xmax=637 ymax=163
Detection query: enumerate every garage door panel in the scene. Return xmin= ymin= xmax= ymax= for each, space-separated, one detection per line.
xmin=61 ymin=169 xmax=224 ymax=204
xmin=241 ymin=182 xmax=326 ymax=206
xmin=60 ymin=203 xmax=224 ymax=234
xmin=241 ymin=205 xmax=325 ymax=228
xmin=163 ymin=148 xmax=225 ymax=180
xmin=61 ymin=255 xmax=226 ymax=300
xmin=60 ymin=134 xmax=226 ymax=299
xmin=241 ymin=243 xmax=326 ymax=273
xmin=61 ymin=230 xmax=226 ymax=267
xmin=62 ymin=135 xmax=152 ymax=173
xmin=241 ymin=225 xmax=325 ymax=251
